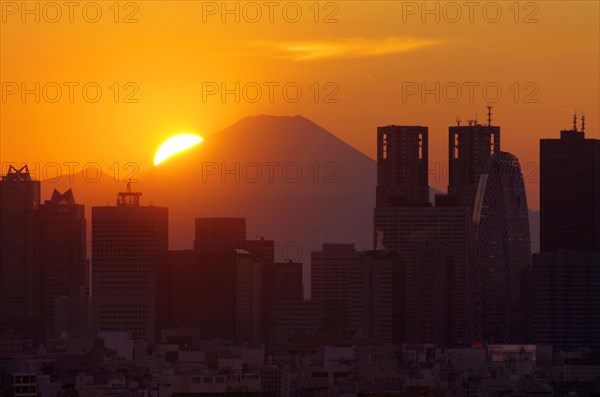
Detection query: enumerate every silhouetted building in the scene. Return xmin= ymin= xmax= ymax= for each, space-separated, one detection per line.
xmin=540 ymin=118 xmax=600 ymax=253
xmin=163 ymin=248 xmax=265 ymax=343
xmin=92 ymin=185 xmax=168 ymax=341
xmin=272 ymin=300 xmax=344 ymax=345
xmin=405 ymin=241 xmax=463 ymax=347
xmin=264 ymin=261 xmax=303 ymax=302
xmin=447 ymin=119 xmax=500 ymax=211
xmin=54 ymin=286 xmax=90 ymax=338
xmin=36 ymin=188 xmax=87 ymax=337
xmin=311 ymin=243 xmax=356 ymax=304
xmin=0 ymin=165 xmax=41 ymax=336
xmin=166 ymin=220 xmax=280 ymax=343
xmin=236 ymin=238 xmax=275 ymax=265
xmin=236 ymin=249 xmax=263 ymax=343
xmin=158 ymin=250 xmax=202 ymax=334
xmin=347 ymin=250 xmax=394 ymax=342
xmin=532 ymin=252 xmax=600 ymax=351
xmin=472 ymin=151 xmax=531 ymax=344
xmin=311 ymin=244 xmax=395 ymax=342
xmin=194 ymin=217 xmax=246 ymax=252
xmin=375 ymin=125 xmax=429 ymax=208
xmin=263 ymin=260 xmax=303 ymax=342
xmin=374 ymin=206 xmax=471 ymax=345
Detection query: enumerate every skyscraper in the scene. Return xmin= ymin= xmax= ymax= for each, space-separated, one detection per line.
xmin=235 ymin=249 xmax=263 ymax=343
xmin=262 ymin=260 xmax=303 ymax=342
xmin=194 ymin=217 xmax=246 ymax=252
xmin=375 ymin=125 xmax=429 ymax=208
xmin=347 ymin=250 xmax=394 ymax=342
xmin=374 ymin=206 xmax=471 ymax=344
xmin=311 ymin=243 xmax=356 ymax=304
xmin=447 ymin=118 xmax=500 ymax=210
xmin=36 ymin=189 xmax=87 ymax=337
xmin=372 ymin=122 xmax=473 ymax=345
xmin=540 ymin=117 xmax=600 ymax=253
xmin=533 ymin=116 xmax=600 ymax=352
xmin=92 ymin=185 xmax=168 ymax=341
xmin=311 ymin=244 xmax=396 ymax=342
xmin=472 ymin=151 xmax=531 ymax=343
xmin=0 ymin=165 xmax=40 ymax=335
xmin=405 ymin=241 xmax=463 ymax=346
xmin=532 ymin=252 xmax=600 ymax=351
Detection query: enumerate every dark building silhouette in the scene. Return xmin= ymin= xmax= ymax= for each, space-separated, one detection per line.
xmin=262 ymin=260 xmax=303 ymax=342
xmin=447 ymin=118 xmax=500 ymax=211
xmin=311 ymin=244 xmax=396 ymax=342
xmin=271 ymin=299 xmax=345 ymax=345
xmin=375 ymin=125 xmax=429 ymax=208
xmin=194 ymin=217 xmax=246 ymax=252
xmin=92 ymin=184 xmax=168 ymax=341
xmin=236 ymin=238 xmax=274 ymax=266
xmin=533 ymin=116 xmax=600 ymax=352
xmin=374 ymin=206 xmax=471 ymax=345
xmin=162 ymin=219 xmax=288 ymax=343
xmin=36 ymin=188 xmax=87 ymax=337
xmin=162 ymin=248 xmax=257 ymax=342
xmin=540 ymin=117 xmax=600 ymax=253
xmin=372 ymin=125 xmax=430 ymax=344
xmin=472 ymin=151 xmax=531 ymax=344
xmin=235 ymin=249 xmax=263 ymax=343
xmin=532 ymin=252 xmax=600 ymax=351
xmin=405 ymin=241 xmax=463 ymax=347
xmin=347 ymin=250 xmax=394 ymax=342
xmin=372 ymin=122 xmax=473 ymax=345
xmin=0 ymin=165 xmax=41 ymax=336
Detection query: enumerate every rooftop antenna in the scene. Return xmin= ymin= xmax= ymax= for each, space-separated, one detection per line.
xmin=456 ymin=116 xmax=461 ymax=126
xmin=117 ymin=178 xmax=142 ymax=206
xmin=581 ymin=113 xmax=586 ymax=133
xmin=486 ymin=105 xmax=493 ymax=127
xmin=475 ymin=112 xmax=478 ymax=125
xmin=573 ymin=112 xmax=578 ymax=132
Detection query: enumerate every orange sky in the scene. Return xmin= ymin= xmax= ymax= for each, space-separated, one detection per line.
xmin=1 ymin=0 xmax=599 ymax=210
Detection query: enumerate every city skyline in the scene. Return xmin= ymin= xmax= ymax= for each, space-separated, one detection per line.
xmin=0 ymin=1 xmax=598 ymax=395
xmin=2 ymin=2 xmax=600 ymax=212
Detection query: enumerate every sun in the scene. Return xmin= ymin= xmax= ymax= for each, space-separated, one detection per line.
xmin=154 ymin=134 xmax=203 ymax=166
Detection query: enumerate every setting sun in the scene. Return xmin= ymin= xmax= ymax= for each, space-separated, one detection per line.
xmin=154 ymin=134 xmax=203 ymax=166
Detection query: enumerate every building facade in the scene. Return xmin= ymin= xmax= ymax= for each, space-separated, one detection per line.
xmin=92 ymin=187 xmax=168 ymax=341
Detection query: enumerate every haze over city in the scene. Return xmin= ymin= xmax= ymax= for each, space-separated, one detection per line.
xmin=0 ymin=1 xmax=598 ymax=396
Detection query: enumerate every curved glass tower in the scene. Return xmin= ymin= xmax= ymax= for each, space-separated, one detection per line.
xmin=472 ymin=151 xmax=531 ymax=343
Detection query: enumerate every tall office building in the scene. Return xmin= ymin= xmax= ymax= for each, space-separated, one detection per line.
xmin=540 ymin=117 xmax=600 ymax=253
xmin=447 ymin=118 xmax=500 ymax=210
xmin=235 ymin=250 xmax=263 ymax=343
xmin=374 ymin=206 xmax=471 ymax=344
xmin=163 ymin=249 xmax=268 ymax=343
xmin=472 ymin=151 xmax=531 ymax=344
xmin=347 ymin=251 xmax=394 ymax=342
xmin=533 ymin=117 xmax=600 ymax=352
xmin=163 ymin=220 xmax=277 ymax=343
xmin=532 ymin=252 xmax=600 ymax=351
xmin=0 ymin=165 xmax=41 ymax=334
xmin=36 ymin=189 xmax=86 ymax=337
xmin=262 ymin=260 xmax=303 ymax=342
xmin=405 ymin=241 xmax=463 ymax=346
xmin=194 ymin=217 xmax=246 ymax=252
xmin=311 ymin=244 xmax=396 ymax=342
xmin=92 ymin=185 xmax=168 ymax=341
xmin=375 ymin=125 xmax=429 ymax=208
xmin=372 ymin=122 xmax=473 ymax=345
xmin=311 ymin=243 xmax=356 ymax=304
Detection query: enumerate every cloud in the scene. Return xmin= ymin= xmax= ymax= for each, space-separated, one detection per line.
xmin=256 ymin=37 xmax=441 ymax=61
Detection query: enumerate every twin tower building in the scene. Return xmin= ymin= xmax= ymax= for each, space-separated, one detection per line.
xmin=374 ymin=115 xmax=531 ymax=346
